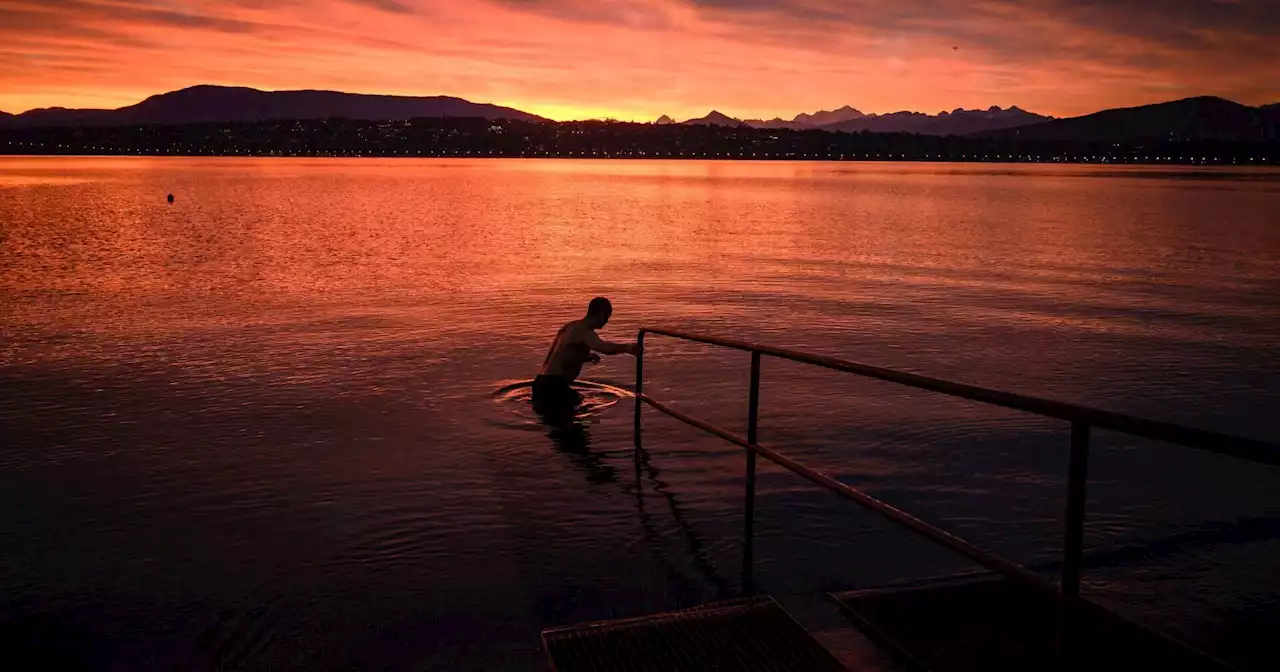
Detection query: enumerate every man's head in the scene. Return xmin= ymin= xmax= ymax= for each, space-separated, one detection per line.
xmin=586 ymin=297 xmax=613 ymax=328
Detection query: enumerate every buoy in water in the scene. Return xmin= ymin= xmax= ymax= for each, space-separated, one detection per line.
xmin=167 ymin=193 xmax=174 ymax=203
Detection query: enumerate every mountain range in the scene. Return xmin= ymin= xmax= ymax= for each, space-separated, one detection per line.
xmin=678 ymin=105 xmax=1053 ymax=136
xmin=0 ymin=85 xmax=544 ymax=128
xmin=733 ymin=104 xmax=869 ymax=130
xmin=982 ymin=96 xmax=1280 ymax=142
xmin=2 ymin=86 xmax=1277 ymax=143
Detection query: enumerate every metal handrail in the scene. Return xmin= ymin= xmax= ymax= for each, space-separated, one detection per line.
xmin=632 ymin=326 xmax=1280 ymax=601
xmin=639 ymin=326 xmax=1280 ymax=466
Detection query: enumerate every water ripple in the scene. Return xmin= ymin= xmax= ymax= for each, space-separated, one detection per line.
xmin=485 ymin=378 xmax=633 ymax=430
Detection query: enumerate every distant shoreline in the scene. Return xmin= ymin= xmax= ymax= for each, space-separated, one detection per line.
xmin=1 ymin=152 xmax=1274 ymax=166
xmin=2 ymin=117 xmax=1277 ymax=166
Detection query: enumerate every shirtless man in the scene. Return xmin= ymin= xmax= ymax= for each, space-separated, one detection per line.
xmin=533 ymin=297 xmax=638 ymax=413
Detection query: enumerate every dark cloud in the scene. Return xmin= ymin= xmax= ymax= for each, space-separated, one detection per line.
xmin=0 ymin=0 xmax=438 ymax=58
xmin=671 ymin=0 xmax=1280 ymax=52
xmin=343 ymin=0 xmax=415 ymax=14
xmin=660 ymin=0 xmax=1280 ymax=77
xmin=678 ymin=0 xmax=1280 ymax=33
xmin=2 ymin=0 xmax=269 ymax=35
xmin=1017 ymin=0 xmax=1280 ymax=43
xmin=486 ymin=0 xmax=676 ymax=28
xmin=486 ymin=0 xmax=1278 ymax=70
xmin=684 ymin=0 xmax=850 ymax=21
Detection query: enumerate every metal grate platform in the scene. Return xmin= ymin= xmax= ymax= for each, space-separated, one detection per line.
xmin=831 ymin=573 xmax=1237 ymax=672
xmin=542 ymin=597 xmax=850 ymax=672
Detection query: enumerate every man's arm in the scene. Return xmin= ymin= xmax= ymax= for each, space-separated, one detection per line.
xmin=581 ymin=328 xmax=638 ymax=356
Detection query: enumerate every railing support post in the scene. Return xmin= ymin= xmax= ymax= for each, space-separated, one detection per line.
xmin=1061 ymin=421 xmax=1090 ymax=597
xmin=633 ymin=330 xmax=645 ymax=455
xmin=742 ymin=351 xmax=761 ymax=594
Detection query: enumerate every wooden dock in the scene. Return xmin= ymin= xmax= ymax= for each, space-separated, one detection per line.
xmin=542 ymin=574 xmax=1243 ymax=672
xmin=831 ymin=572 xmax=1238 ymax=672
xmin=542 ymin=596 xmax=851 ymax=672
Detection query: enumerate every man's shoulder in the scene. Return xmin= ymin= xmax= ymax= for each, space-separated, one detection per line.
xmin=564 ymin=320 xmax=593 ymax=337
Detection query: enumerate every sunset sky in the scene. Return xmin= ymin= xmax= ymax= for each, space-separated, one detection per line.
xmin=3 ymin=0 xmax=1278 ymax=121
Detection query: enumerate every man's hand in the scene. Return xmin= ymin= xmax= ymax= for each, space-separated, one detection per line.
xmin=587 ymin=353 xmax=602 ymax=365
xmin=582 ymin=328 xmax=642 ymax=357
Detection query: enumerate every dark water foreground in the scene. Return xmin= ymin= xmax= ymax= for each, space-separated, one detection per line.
xmin=1 ymin=158 xmax=1278 ymax=670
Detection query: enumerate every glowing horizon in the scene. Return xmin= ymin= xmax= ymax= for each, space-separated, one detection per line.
xmin=3 ymin=0 xmax=1277 ymax=122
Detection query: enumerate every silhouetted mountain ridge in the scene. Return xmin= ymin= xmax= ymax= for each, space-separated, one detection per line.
xmin=681 ymin=110 xmax=741 ymax=126
xmin=820 ymin=106 xmax=1050 ymax=135
xmin=982 ymin=96 xmax=1279 ymax=142
xmin=0 ymin=85 xmax=544 ymax=128
xmin=742 ymin=117 xmax=807 ymax=130
xmin=795 ymin=105 xmax=866 ymax=126
xmin=678 ymin=105 xmax=1052 ymax=135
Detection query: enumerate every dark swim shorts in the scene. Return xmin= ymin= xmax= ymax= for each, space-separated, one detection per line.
xmin=532 ymin=375 xmax=581 ymax=413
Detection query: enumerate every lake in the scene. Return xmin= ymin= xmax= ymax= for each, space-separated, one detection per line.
xmin=2 ymin=157 xmax=1278 ymax=671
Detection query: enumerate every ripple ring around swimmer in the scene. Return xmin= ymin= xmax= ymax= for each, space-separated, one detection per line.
xmin=488 ymin=379 xmax=633 ymax=430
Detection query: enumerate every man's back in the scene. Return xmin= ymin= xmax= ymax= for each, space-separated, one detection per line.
xmin=539 ymin=319 xmax=593 ymax=380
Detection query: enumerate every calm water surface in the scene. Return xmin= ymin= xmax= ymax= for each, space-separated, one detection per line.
xmin=2 ymin=158 xmax=1278 ymax=670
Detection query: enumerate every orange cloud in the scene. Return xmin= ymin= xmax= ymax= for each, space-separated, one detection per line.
xmin=1 ymin=0 xmax=1276 ymax=121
